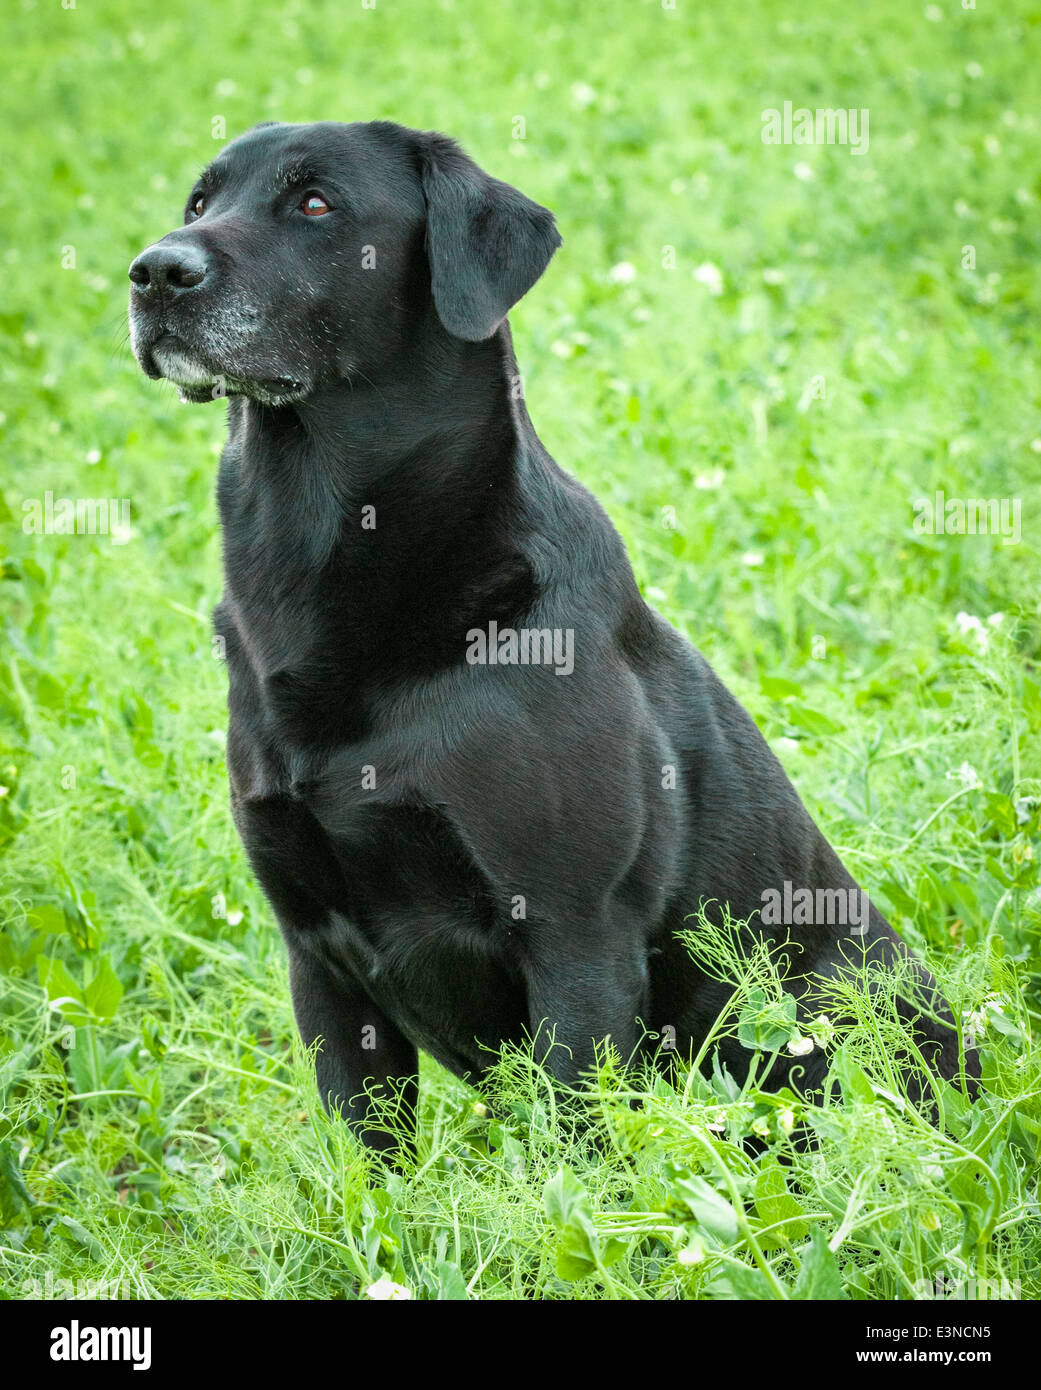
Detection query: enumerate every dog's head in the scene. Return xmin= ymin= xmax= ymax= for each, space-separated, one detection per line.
xmin=128 ymin=120 xmax=561 ymax=405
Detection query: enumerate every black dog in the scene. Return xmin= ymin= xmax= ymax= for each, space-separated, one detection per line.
xmin=129 ymin=121 xmax=975 ymax=1153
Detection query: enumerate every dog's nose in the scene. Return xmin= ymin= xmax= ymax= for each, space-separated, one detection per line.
xmin=128 ymin=244 xmax=209 ymax=293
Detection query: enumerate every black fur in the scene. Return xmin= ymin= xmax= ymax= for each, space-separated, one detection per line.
xmin=129 ymin=120 xmax=977 ymax=1153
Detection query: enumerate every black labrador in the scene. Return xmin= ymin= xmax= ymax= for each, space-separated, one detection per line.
xmin=128 ymin=121 xmax=976 ymax=1153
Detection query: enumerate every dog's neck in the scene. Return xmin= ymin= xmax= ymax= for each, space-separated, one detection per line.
xmin=216 ymin=320 xmax=543 ymax=721
xmin=221 ymin=319 xmax=530 ymax=541
xmin=290 ymin=321 xmax=530 ymax=473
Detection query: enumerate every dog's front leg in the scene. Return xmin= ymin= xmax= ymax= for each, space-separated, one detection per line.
xmin=286 ymin=942 xmax=418 ymax=1159
xmin=525 ymin=925 xmax=650 ymax=1086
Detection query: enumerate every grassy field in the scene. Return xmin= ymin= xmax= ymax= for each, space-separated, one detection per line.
xmin=1 ymin=0 xmax=1039 ymax=1300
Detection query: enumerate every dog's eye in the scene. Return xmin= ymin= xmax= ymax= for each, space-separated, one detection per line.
xmin=189 ymin=194 xmax=206 ymax=218
xmin=300 ymin=193 xmax=331 ymax=217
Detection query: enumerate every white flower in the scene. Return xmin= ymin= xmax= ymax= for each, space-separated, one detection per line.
xmin=778 ymin=1107 xmax=795 ymax=1134
xmin=692 ymin=262 xmax=724 ymax=296
xmin=793 ymin=162 xmax=815 ymax=182
xmin=607 ymin=261 xmax=637 ymax=284
xmin=810 ymin=1014 xmax=836 ymax=1048
xmin=365 ymin=1279 xmax=412 ymax=1301
xmin=741 ymin=551 xmax=765 ymax=568
xmin=787 ymin=1035 xmax=815 ymax=1057
xmin=962 ymin=1007 xmax=986 ymax=1041
xmin=677 ymin=1236 xmax=705 ymax=1266
xmin=571 ymin=82 xmax=597 ymax=110
xmin=762 ymin=268 xmax=786 ymax=285
xmin=947 ymin=762 xmax=982 ymax=790
xmin=694 ymin=468 xmax=725 ymax=490
xmin=953 ymin=611 xmax=991 ymax=652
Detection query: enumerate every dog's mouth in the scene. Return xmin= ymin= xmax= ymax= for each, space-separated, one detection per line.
xmin=142 ymin=333 xmax=305 ymax=405
xmin=150 ymin=336 xmax=218 ymax=387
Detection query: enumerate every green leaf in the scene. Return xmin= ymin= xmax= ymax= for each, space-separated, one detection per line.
xmin=754 ymin=1162 xmax=808 ymax=1242
xmin=937 ymin=1080 xmax=972 ymax=1137
xmin=543 ymin=1166 xmax=589 ymax=1231
xmin=665 ymin=1165 xmax=739 ymax=1243
xmin=793 ymin=1229 xmax=847 ymax=1299
xmin=760 ymin=674 xmax=803 ymax=700
xmin=52 ymin=1214 xmax=105 ymax=1260
xmin=555 ymin=1220 xmax=599 ymax=1281
xmin=37 ymin=955 xmax=123 ymax=1024
xmin=947 ymin=1160 xmax=990 ymax=1250
xmin=0 ymin=1140 xmax=34 ymax=1220
xmin=1019 ymin=675 xmax=1041 ymax=730
xmin=37 ymin=956 xmax=91 ymax=1026
xmin=599 ymin=1236 xmax=626 ymax=1268
xmin=985 ymin=854 xmax=1011 ymax=888
xmin=708 ymin=1263 xmax=779 ymax=1299
xmin=983 ymin=1004 xmax=1025 ymax=1044
xmin=26 ymin=905 xmax=67 ymax=935
xmin=434 ymin=1262 xmax=469 ymax=1300
xmin=983 ymin=793 xmax=1017 ymax=838
xmin=84 ymin=957 xmax=124 ymax=1022
xmin=831 ymin=1046 xmax=876 ymax=1107
xmin=879 ymin=878 xmax=918 ymax=919
xmin=787 ymin=703 xmax=844 ymax=737
xmin=545 ymin=1168 xmax=607 ymax=1281
xmin=0 ymin=1045 xmax=36 ymax=1110
xmin=737 ymin=988 xmax=798 ymax=1052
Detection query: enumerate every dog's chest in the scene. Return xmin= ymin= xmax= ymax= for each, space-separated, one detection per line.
xmin=216 ymin=590 xmax=531 ymax=1065
xmin=232 ymin=771 xmax=526 ymax=1070
xmin=226 ymin=683 xmax=524 ymax=1008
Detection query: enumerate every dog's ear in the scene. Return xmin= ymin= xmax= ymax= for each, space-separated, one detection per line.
xmin=419 ymin=135 xmax=561 ymax=342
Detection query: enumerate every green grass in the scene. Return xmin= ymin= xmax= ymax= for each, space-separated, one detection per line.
xmin=1 ymin=0 xmax=1040 ymax=1300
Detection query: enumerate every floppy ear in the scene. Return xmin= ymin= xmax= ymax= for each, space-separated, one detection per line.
xmin=419 ymin=135 xmax=561 ymax=342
